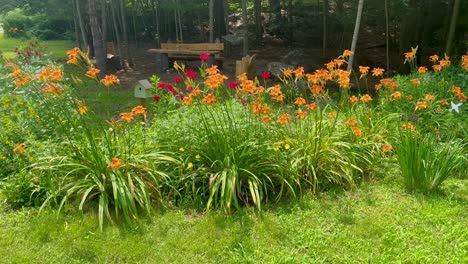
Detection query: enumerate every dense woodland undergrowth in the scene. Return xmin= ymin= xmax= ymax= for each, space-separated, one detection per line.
xmin=0 ymin=42 xmax=466 ymax=230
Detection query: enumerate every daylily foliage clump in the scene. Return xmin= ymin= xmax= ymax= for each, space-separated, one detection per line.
xmin=0 ymin=45 xmax=466 ymax=228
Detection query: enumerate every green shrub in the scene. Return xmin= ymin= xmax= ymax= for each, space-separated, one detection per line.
xmin=395 ymin=131 xmax=466 ymax=192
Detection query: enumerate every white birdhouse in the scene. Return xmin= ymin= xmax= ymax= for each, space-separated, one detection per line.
xmin=134 ymin=79 xmax=153 ymax=98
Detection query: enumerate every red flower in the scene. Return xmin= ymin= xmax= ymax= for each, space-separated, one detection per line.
xmin=261 ymin=71 xmax=271 ymax=80
xmin=174 ymin=76 xmax=182 ymax=83
xmin=166 ymin=84 xmax=174 ymax=91
xmin=186 ymin=69 xmax=198 ymax=79
xmin=228 ymin=82 xmax=238 ymax=89
xmin=158 ymin=82 xmax=165 ymax=89
xmin=187 ymin=86 xmax=194 ymax=92
xmin=153 ymin=95 xmax=161 ymax=101
xmin=178 ymin=94 xmax=185 ymax=100
xmin=200 ymin=53 xmax=210 ymax=61
xmin=170 ymin=89 xmax=177 ymax=95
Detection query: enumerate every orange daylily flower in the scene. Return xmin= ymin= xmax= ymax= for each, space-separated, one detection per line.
xmin=418 ymin=66 xmax=428 ymax=74
xmin=344 ymin=119 xmax=358 ymax=126
xmin=262 ymin=116 xmax=272 ymax=123
xmin=452 ymin=86 xmax=461 ymax=94
xmin=282 ymin=69 xmax=293 ymax=77
xmin=328 ymin=112 xmax=337 ymax=118
xmin=432 ymin=64 xmax=442 ymax=72
xmin=13 ymin=143 xmax=26 ymax=155
xmin=415 ymin=101 xmax=428 ymax=110
xmin=352 ymin=127 xmax=363 ymax=137
xmin=381 ymin=144 xmax=393 ymax=152
xmin=277 ymin=113 xmax=290 ymax=124
xmin=307 ymin=103 xmax=317 ymax=110
xmin=457 ymin=92 xmax=467 ymax=102
xmin=190 ymin=88 xmax=202 ymax=97
xmin=361 ymin=94 xmax=373 ymax=103
xmin=310 ymin=85 xmax=323 ymax=95
xmin=183 ymin=96 xmax=193 ymax=106
xmin=86 ymin=67 xmax=101 ymax=79
xmin=410 ymin=79 xmax=421 ymax=85
xmin=439 ymin=59 xmax=450 ymax=68
xmin=349 ymin=96 xmax=358 ymax=104
xmin=372 ymin=68 xmax=385 ymax=77
xmin=51 ymin=70 xmax=64 ymax=82
xmin=296 ymin=110 xmax=307 ymax=119
xmin=294 ymin=97 xmax=306 ymax=106
xmin=429 ymin=54 xmax=439 ymax=63
xmin=202 ymin=93 xmax=217 ymax=105
xmin=462 ymin=55 xmax=468 ymax=70
xmin=390 ymin=91 xmax=402 ymax=100
xmin=205 ymin=65 xmax=219 ymax=76
xmin=359 ymin=66 xmax=370 ymax=78
xmin=101 ymin=75 xmax=120 ymax=86
xmin=406 ymin=95 xmax=413 ymax=101
xmin=342 ymin=50 xmax=353 ymax=58
xmin=120 ymin=112 xmax=134 ymax=123
xmin=108 ymin=157 xmax=123 ymax=169
xmin=42 ymin=84 xmax=62 ymax=97
xmin=132 ymin=105 xmax=147 ymax=116
xmin=439 ymin=99 xmax=449 ymax=106
xmin=294 ymin=67 xmax=304 ymax=78
xmin=78 ymin=106 xmax=89 ymax=115
xmin=424 ymin=94 xmax=435 ymax=101
xmin=402 ymin=122 xmax=415 ymax=130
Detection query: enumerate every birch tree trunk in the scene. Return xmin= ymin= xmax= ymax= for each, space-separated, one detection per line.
xmin=88 ymin=0 xmax=107 ymax=72
xmin=346 ymin=0 xmax=364 ymax=72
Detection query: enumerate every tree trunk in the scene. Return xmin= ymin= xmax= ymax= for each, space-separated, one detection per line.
xmin=119 ymin=0 xmax=131 ymax=65
xmin=385 ymin=0 xmax=389 ymax=73
xmin=223 ymin=0 xmax=229 ymax=34
xmin=110 ymin=0 xmax=123 ymax=66
xmin=241 ymin=0 xmax=248 ymax=56
xmin=322 ymin=0 xmax=328 ymax=57
xmin=254 ymin=0 xmax=262 ymax=45
xmin=445 ymin=0 xmax=461 ymax=56
xmin=72 ymin=0 xmax=81 ymax=48
xmin=287 ymin=0 xmax=293 ymax=43
xmin=76 ymin=0 xmax=88 ymax=50
xmin=102 ymin=0 xmax=107 ymax=48
xmin=209 ymin=0 xmax=214 ymax=42
xmin=346 ymin=0 xmax=364 ymax=72
xmin=88 ymin=0 xmax=107 ymax=72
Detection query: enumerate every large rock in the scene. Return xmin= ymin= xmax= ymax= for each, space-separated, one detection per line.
xmin=267 ymin=62 xmax=294 ymax=77
xmin=222 ymin=34 xmax=243 ymax=46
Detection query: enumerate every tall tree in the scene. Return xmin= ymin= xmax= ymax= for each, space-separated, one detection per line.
xmin=254 ymin=0 xmax=262 ymax=45
xmin=75 ymin=0 xmax=88 ymax=50
xmin=347 ymin=0 xmax=364 ymax=72
xmin=88 ymin=0 xmax=106 ymax=72
xmin=445 ymin=0 xmax=461 ymax=56
xmin=322 ymin=0 xmax=328 ymax=57
xmin=385 ymin=0 xmax=390 ymax=74
xmin=241 ymin=0 xmax=248 ymax=55
xmin=209 ymin=0 xmax=214 ymax=42
xmin=110 ymin=0 xmax=123 ymax=66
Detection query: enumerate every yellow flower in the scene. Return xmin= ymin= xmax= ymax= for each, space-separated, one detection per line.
xmin=195 ymin=154 xmax=201 ymax=160
xmin=284 ymin=143 xmax=290 ymax=150
xmin=186 ymin=162 xmax=193 ymax=169
xmin=273 ymin=146 xmax=280 ymax=152
xmin=179 ymin=147 xmax=185 ymax=152
xmin=78 ymin=106 xmax=89 ymax=115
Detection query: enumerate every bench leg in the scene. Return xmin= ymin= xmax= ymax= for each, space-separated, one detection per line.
xmin=156 ymin=53 xmax=169 ymax=73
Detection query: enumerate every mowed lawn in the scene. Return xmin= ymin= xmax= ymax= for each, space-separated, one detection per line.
xmin=0 ymin=33 xmax=74 ymax=60
xmin=1 ymin=178 xmax=467 ymax=263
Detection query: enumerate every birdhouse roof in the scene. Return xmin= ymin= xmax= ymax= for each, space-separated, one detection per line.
xmin=137 ymin=79 xmax=152 ymax=89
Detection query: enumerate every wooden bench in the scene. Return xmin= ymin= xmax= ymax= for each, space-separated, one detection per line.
xmin=148 ymin=43 xmax=224 ymax=73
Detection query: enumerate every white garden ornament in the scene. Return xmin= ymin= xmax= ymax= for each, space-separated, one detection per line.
xmin=449 ymin=102 xmax=463 ymax=113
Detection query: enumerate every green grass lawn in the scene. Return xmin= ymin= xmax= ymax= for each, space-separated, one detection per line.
xmin=0 ymin=33 xmax=74 ymax=60
xmin=1 ymin=177 xmax=466 ymax=263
